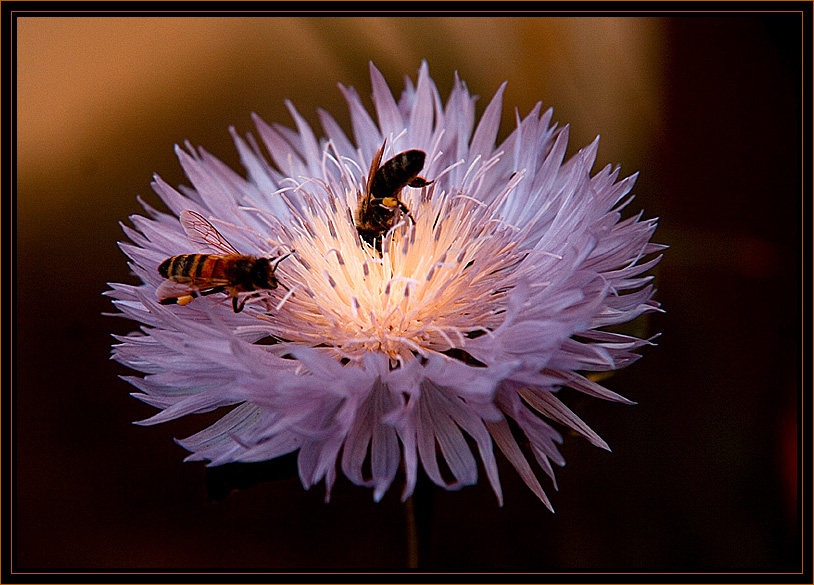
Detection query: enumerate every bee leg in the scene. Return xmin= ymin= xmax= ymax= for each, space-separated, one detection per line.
xmin=160 ymin=292 xmax=198 ymax=306
xmin=199 ymin=286 xmax=226 ymax=297
xmin=233 ymin=295 xmax=262 ymax=313
xmin=357 ymin=228 xmax=381 ymax=252
xmin=407 ymin=176 xmax=432 ymax=188
xmin=373 ymin=196 xmax=398 ymax=210
xmin=374 ymin=195 xmax=415 ymax=223
xmin=233 ymin=291 xmax=266 ymax=313
xmin=161 ymin=287 xmax=226 ymax=308
xmin=176 ymin=294 xmax=196 ymax=306
xmin=396 ymin=200 xmax=416 ymax=223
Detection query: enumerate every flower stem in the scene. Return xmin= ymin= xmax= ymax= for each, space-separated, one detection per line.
xmin=405 ymin=474 xmax=435 ymax=568
xmin=405 ymin=495 xmax=419 ymax=568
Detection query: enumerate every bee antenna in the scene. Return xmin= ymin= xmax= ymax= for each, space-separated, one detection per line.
xmin=271 ymin=251 xmax=293 ymax=269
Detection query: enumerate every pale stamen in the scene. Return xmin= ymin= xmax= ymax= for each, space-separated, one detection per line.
xmin=246 ymin=150 xmax=527 ymax=363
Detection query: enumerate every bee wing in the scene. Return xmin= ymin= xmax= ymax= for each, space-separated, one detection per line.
xmin=180 ymin=209 xmax=239 ymax=255
xmin=364 ymin=141 xmax=386 ymax=197
xmin=155 ymin=279 xmax=196 ymax=301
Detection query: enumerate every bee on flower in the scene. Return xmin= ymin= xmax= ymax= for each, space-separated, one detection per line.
xmin=108 ymin=62 xmax=664 ymax=509
xmin=155 ymin=209 xmax=291 ymax=313
xmin=355 ymin=143 xmax=432 ymax=253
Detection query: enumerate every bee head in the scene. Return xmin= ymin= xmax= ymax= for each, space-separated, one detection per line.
xmin=251 ymin=253 xmax=292 ymax=290
xmin=251 ymin=258 xmax=278 ymax=289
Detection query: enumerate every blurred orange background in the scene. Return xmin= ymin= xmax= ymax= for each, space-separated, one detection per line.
xmin=15 ymin=15 xmax=799 ymax=570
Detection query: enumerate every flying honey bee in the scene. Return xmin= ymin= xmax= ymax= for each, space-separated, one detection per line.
xmin=156 ymin=210 xmax=290 ymax=313
xmin=355 ymin=143 xmax=432 ymax=250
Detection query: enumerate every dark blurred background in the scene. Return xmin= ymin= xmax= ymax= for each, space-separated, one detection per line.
xmin=15 ymin=15 xmax=801 ymax=571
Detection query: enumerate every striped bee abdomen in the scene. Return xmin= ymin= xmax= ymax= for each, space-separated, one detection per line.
xmin=369 ymin=150 xmax=426 ymax=199
xmin=159 ymin=254 xmax=221 ymax=282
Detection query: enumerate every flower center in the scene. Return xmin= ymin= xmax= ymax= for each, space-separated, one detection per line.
xmin=251 ymin=160 xmax=525 ymax=364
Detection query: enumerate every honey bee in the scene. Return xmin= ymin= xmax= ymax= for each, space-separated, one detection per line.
xmin=355 ymin=143 xmax=432 ymax=250
xmin=156 ymin=210 xmax=289 ymax=313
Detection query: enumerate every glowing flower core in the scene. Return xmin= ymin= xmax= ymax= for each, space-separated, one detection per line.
xmin=247 ymin=153 xmax=527 ymax=364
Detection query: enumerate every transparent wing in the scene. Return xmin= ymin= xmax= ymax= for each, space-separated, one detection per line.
xmin=364 ymin=141 xmax=386 ymax=198
xmin=156 ymin=279 xmax=195 ymax=301
xmin=180 ymin=209 xmax=238 ymax=255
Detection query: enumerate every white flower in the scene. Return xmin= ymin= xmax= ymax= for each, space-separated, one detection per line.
xmin=108 ymin=61 xmax=664 ymax=509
